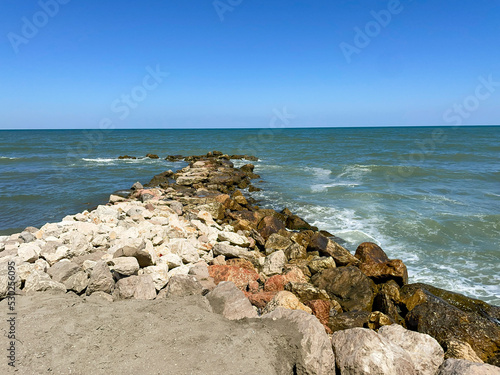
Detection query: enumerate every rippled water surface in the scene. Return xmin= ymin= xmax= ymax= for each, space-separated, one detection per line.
xmin=1 ymin=127 xmax=499 ymax=304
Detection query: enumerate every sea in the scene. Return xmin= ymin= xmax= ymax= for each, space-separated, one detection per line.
xmin=1 ymin=127 xmax=499 ymax=305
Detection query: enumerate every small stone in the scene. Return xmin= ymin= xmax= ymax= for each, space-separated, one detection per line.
xmin=263 ymin=250 xmax=286 ymax=276
xmin=263 ymin=291 xmax=312 ymax=314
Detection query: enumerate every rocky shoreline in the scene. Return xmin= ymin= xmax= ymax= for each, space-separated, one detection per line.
xmin=1 ymin=151 xmax=499 ymax=374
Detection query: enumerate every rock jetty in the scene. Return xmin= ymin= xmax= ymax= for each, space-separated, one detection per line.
xmin=0 ymin=151 xmax=499 ymax=374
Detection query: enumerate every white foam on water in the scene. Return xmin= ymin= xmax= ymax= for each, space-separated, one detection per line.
xmin=82 ymin=158 xmax=116 ymax=163
xmin=310 ymin=182 xmax=360 ymax=193
xmin=0 ymin=156 xmax=19 ymax=160
xmin=304 ymin=167 xmax=332 ymax=178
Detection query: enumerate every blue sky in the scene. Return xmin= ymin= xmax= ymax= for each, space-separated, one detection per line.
xmin=0 ymin=0 xmax=499 ymax=129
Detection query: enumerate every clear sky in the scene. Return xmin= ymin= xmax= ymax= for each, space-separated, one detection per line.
xmin=0 ymin=0 xmax=499 ymax=129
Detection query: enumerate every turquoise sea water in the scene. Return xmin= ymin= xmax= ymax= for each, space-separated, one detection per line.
xmin=1 ymin=127 xmax=499 ymax=304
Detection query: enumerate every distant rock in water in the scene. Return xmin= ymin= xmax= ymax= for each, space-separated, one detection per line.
xmin=118 ymin=155 xmax=136 ymax=159
xmin=145 ymin=153 xmax=159 ymax=159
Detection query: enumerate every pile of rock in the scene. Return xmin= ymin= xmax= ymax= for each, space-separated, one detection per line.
xmin=1 ymin=151 xmax=499 ymax=374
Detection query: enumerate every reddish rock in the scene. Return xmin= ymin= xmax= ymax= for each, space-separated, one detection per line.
xmin=208 ymin=265 xmax=260 ymax=293
xmin=245 ymin=291 xmax=278 ymax=309
xmin=305 ymin=300 xmax=332 ymax=334
xmin=225 ymin=258 xmax=256 ymax=272
xmin=264 ymin=267 xmax=308 ymax=292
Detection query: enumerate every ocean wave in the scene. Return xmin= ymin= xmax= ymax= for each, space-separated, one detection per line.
xmin=310 ymin=182 xmax=359 ymax=193
xmin=0 ymin=156 xmax=20 ymax=160
xmin=304 ymin=167 xmax=332 ymax=178
xmin=81 ymin=157 xmax=166 ymax=164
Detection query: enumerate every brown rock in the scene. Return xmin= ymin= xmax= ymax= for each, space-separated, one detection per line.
xmin=359 ymin=259 xmax=409 ymax=286
xmin=284 ymin=243 xmax=307 ymax=260
xmin=284 ymin=282 xmax=330 ymax=303
xmin=146 ymin=153 xmax=159 ymax=159
xmin=366 ymin=311 xmax=394 ymax=330
xmin=373 ymin=280 xmax=405 ymax=324
xmin=307 ymin=233 xmax=359 ymax=266
xmin=285 ymin=214 xmax=314 ymax=231
xmin=444 ymin=340 xmax=484 ymax=363
xmin=406 ymin=299 xmax=500 ymax=365
xmin=264 ymin=268 xmax=307 ymax=292
xmin=308 ymin=256 xmax=336 ymax=275
xmin=355 ymin=242 xmax=389 ymax=263
xmin=328 ymin=311 xmax=371 ymax=333
xmin=258 ymin=216 xmax=287 ymax=240
xmin=311 ymin=266 xmax=376 ymax=312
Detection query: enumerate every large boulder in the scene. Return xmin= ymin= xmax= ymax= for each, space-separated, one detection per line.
xmin=206 ymin=281 xmax=258 ymax=320
xmin=24 ymin=271 xmax=66 ymax=294
xmin=311 ymin=267 xmax=376 ymax=312
xmin=265 ymin=233 xmax=293 ymax=255
xmin=405 ymin=296 xmax=500 ymax=366
xmin=263 ymin=307 xmax=336 ymax=375
xmin=379 ymin=324 xmax=444 ymax=375
xmin=331 ymin=327 xmax=416 ymax=375
xmin=307 ymin=233 xmax=358 ymax=266
xmin=263 ymin=250 xmax=286 ymax=276
xmin=437 ymin=359 xmax=500 ymax=375
xmin=109 ymin=257 xmax=140 ymax=276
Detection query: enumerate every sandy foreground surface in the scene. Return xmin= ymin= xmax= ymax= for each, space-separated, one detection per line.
xmin=0 ymin=292 xmax=298 ymax=375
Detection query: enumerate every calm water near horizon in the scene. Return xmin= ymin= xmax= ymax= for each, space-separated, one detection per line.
xmin=1 ymin=126 xmax=499 ymax=304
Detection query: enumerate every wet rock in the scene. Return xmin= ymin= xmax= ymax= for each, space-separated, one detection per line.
xmin=208 ymin=265 xmax=260 ymax=292
xmin=379 ymin=324 xmax=444 ymax=375
xmin=164 ymin=274 xmax=203 ymax=297
xmin=146 ymin=153 xmax=159 ymax=159
xmin=258 ymin=216 xmax=286 ymax=240
xmin=437 ymin=359 xmax=500 ymax=375
xmin=373 ymin=280 xmax=405 ymax=324
xmin=366 ymin=311 xmax=394 ymax=330
xmin=206 ymin=281 xmax=258 ymax=320
xmin=355 ymin=242 xmax=409 ymax=286
xmin=285 ymin=214 xmax=314 ymax=231
xmin=263 ymin=307 xmax=336 ymax=375
xmin=146 ymin=170 xmax=173 ymax=188
xmin=405 ymin=298 xmax=500 ymax=365
xmin=332 ymin=327 xmax=416 ymax=375
xmin=307 ymin=233 xmax=358 ymax=266
xmin=118 ymin=155 xmax=136 ymax=159
xmin=263 ymin=291 xmax=312 ymax=314
xmin=311 ymin=266 xmax=376 ymax=312
xmin=328 ymin=311 xmax=371 ymax=332
xmin=86 ymin=261 xmax=114 ymax=295
xmin=401 ymin=283 xmax=500 ymax=323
